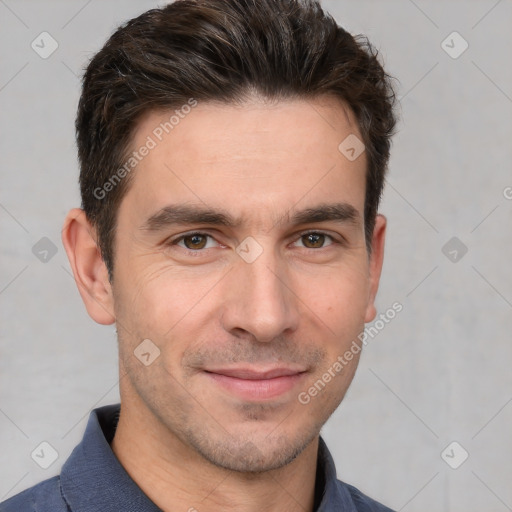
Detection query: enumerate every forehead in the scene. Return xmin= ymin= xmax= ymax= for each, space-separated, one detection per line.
xmin=119 ymin=95 xmax=367 ymax=227
xmin=133 ymin=95 xmax=361 ymax=157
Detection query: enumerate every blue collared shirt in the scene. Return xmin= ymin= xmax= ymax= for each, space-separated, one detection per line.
xmin=1 ymin=403 xmax=395 ymax=511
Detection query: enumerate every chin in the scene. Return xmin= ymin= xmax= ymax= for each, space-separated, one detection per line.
xmin=186 ymin=427 xmax=317 ymax=474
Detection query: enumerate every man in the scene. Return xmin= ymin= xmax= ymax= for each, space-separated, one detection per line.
xmin=1 ymin=0 xmax=397 ymax=510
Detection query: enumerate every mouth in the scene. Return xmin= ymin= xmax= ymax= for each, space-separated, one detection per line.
xmin=203 ymin=366 xmax=308 ymax=401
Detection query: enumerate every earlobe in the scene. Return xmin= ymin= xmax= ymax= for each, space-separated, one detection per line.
xmin=61 ymin=208 xmax=116 ymax=325
xmin=364 ymin=214 xmax=386 ymax=323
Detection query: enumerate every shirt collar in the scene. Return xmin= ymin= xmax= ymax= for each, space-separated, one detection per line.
xmin=60 ymin=403 xmax=161 ymax=512
xmin=60 ymin=403 xmax=355 ymax=512
xmin=316 ymin=435 xmax=358 ymax=511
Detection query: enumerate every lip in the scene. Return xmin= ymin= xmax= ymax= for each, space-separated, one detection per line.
xmin=203 ymin=366 xmax=308 ymax=401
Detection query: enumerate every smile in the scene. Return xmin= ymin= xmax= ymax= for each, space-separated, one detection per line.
xmin=203 ymin=367 xmax=308 ymax=401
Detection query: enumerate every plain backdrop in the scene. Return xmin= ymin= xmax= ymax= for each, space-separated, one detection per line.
xmin=1 ymin=1 xmax=511 ymax=511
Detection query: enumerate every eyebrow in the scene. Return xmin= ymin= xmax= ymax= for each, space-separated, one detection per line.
xmin=140 ymin=202 xmax=361 ymax=233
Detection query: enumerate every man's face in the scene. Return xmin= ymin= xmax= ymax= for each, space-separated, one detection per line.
xmin=110 ymin=96 xmax=383 ymax=472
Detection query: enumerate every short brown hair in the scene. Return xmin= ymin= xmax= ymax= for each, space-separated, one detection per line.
xmin=76 ymin=0 xmax=397 ymax=280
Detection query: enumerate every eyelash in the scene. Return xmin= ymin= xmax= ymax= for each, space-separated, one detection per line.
xmin=167 ymin=230 xmax=342 ymax=255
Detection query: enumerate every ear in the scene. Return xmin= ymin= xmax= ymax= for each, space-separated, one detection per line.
xmin=364 ymin=214 xmax=387 ymax=323
xmin=61 ymin=208 xmax=116 ymax=325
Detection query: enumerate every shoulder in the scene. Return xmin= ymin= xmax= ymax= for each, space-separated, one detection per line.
xmin=0 ymin=476 xmax=69 ymax=512
xmin=345 ymin=482 xmax=396 ymax=512
xmin=341 ymin=481 xmax=396 ymax=512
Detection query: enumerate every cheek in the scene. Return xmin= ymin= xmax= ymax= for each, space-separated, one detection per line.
xmin=114 ymin=263 xmax=222 ymax=355
xmin=298 ymin=262 xmax=370 ymax=332
xmin=114 ymin=246 xmax=371 ymax=347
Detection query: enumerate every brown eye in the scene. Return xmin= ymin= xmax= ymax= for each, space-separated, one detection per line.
xmin=168 ymin=232 xmax=221 ymax=255
xmin=182 ymin=234 xmax=208 ymax=250
xmin=301 ymin=232 xmax=327 ymax=249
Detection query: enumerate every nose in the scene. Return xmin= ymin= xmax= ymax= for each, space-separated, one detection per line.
xmin=221 ymin=246 xmax=300 ymax=343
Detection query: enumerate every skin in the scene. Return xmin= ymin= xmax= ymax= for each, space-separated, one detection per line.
xmin=62 ymin=94 xmax=386 ymax=512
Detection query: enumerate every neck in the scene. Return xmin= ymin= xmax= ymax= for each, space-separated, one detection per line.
xmin=110 ymin=388 xmax=319 ymax=512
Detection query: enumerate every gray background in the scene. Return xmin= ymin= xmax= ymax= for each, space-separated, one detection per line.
xmin=1 ymin=1 xmax=511 ymax=510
